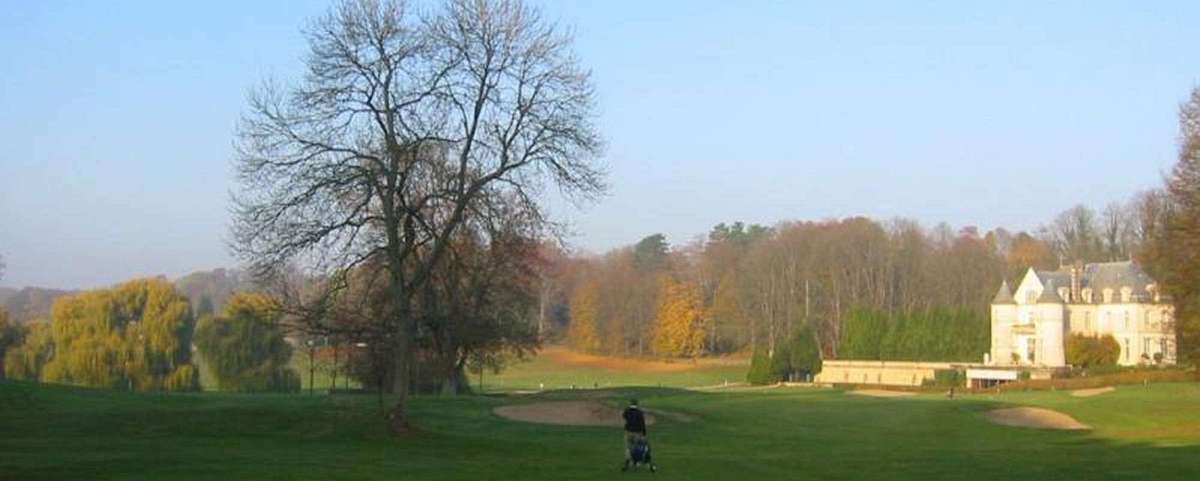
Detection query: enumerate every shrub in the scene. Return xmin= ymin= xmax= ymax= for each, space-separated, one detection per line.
xmin=785 ymin=326 xmax=822 ymax=379
xmin=746 ymin=349 xmax=777 ymax=385
xmin=926 ymin=369 xmax=962 ymax=388
xmin=746 ymin=325 xmax=824 ymax=385
xmin=1066 ymin=334 xmax=1120 ymax=368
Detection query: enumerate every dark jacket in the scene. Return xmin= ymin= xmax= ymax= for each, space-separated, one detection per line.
xmin=623 ymin=406 xmax=647 ymax=434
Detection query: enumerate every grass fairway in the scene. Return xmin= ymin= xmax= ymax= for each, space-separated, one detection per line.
xmin=483 ymin=347 xmax=749 ymax=392
xmin=3 ymin=378 xmax=1200 ymax=481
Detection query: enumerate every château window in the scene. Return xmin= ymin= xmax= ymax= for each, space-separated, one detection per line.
xmin=1103 ymin=288 xmax=1113 ymax=303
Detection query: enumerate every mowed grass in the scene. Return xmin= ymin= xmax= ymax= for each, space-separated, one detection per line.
xmin=4 ymin=378 xmax=1200 ymax=481
xmin=483 ymin=347 xmax=749 ymax=392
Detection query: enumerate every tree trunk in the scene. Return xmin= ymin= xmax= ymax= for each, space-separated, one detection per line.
xmin=439 ymin=350 xmax=466 ymax=396
xmin=388 ymin=297 xmax=417 ymax=433
xmin=440 ymin=362 xmax=469 ymax=396
xmin=331 ymin=343 xmax=338 ymax=393
xmin=389 ymin=339 xmax=414 ymax=433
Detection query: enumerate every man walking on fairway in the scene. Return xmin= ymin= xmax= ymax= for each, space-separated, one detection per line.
xmin=622 ymin=398 xmax=648 ymax=470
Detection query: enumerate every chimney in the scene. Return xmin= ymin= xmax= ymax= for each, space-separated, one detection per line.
xmin=1070 ymin=259 xmax=1083 ymax=303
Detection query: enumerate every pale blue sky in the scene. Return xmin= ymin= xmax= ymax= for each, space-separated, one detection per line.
xmin=1 ymin=1 xmax=1197 ymax=289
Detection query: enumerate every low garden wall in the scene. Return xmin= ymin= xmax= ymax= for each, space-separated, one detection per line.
xmin=814 ymin=360 xmax=957 ymax=387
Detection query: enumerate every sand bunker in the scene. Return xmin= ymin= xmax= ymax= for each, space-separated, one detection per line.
xmin=494 ymin=401 xmax=658 ymax=427
xmin=986 ymin=407 xmax=1089 ymax=430
xmin=1071 ymin=386 xmax=1115 ymax=398
xmin=848 ymin=389 xmax=917 ymax=398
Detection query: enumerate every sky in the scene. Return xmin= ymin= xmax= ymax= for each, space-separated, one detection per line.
xmin=1 ymin=1 xmax=1198 ymax=290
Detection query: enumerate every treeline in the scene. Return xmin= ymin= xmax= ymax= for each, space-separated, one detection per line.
xmin=546 ymin=86 xmax=1200 ymax=364
xmin=2 ymin=279 xmax=201 ymax=390
xmin=0 ymin=268 xmax=252 ymax=326
xmin=0 ymin=279 xmax=302 ymax=393
xmin=839 ymin=308 xmax=988 ymax=362
xmin=548 ymin=204 xmax=1176 ymax=363
xmin=550 ymin=219 xmax=1014 ymax=361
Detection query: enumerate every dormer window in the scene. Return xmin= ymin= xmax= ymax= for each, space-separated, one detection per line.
xmin=1121 ymin=287 xmax=1132 ymax=303
xmin=1103 ymin=288 xmax=1114 ymax=304
xmin=1081 ymin=288 xmax=1093 ymax=303
xmin=1058 ymin=287 xmax=1069 ymax=301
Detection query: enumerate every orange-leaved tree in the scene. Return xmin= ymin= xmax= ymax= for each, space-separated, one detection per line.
xmin=652 ymin=277 xmax=706 ymax=358
xmin=569 ymin=280 xmax=602 ymax=353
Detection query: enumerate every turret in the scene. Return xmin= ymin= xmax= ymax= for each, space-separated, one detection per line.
xmin=1036 ymin=280 xmax=1067 ymax=367
xmin=991 ymin=280 xmax=1017 ymax=365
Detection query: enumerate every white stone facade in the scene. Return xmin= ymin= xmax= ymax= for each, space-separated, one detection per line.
xmin=990 ymin=262 xmax=1176 ymax=367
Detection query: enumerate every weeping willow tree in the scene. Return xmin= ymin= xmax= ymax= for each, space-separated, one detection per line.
xmin=0 ymin=308 xmax=24 ymax=380
xmin=4 ymin=320 xmax=51 ymax=381
xmin=38 ymin=279 xmax=199 ymax=391
xmin=195 ymin=293 xmax=299 ymax=392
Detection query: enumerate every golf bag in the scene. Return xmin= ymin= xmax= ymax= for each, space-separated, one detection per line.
xmin=624 ymin=437 xmax=656 ymax=473
xmin=630 ymin=438 xmax=652 ymax=465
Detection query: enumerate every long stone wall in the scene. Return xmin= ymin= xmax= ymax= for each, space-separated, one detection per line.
xmin=814 ymin=360 xmax=956 ymax=387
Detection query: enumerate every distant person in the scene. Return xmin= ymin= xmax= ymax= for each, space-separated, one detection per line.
xmin=622 ymin=398 xmax=648 ymax=470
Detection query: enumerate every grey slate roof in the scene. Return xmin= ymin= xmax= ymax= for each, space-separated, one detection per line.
xmin=1081 ymin=261 xmax=1155 ymax=293
xmin=1031 ymin=260 xmax=1158 ymax=304
xmin=992 ymin=280 xmax=1015 ymax=304
xmin=1036 ymin=279 xmax=1064 ymax=303
xmin=1035 ymin=270 xmax=1071 ymax=291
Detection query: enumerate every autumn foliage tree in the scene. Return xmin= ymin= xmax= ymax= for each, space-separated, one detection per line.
xmin=0 ymin=309 xmax=23 ymax=380
xmin=1140 ymin=86 xmax=1200 ymax=363
xmin=651 ymin=277 xmax=706 ymax=358
xmin=195 ymin=293 xmax=299 ymax=392
xmin=30 ymin=279 xmax=200 ymax=391
xmin=4 ymin=321 xmax=50 ymax=381
xmin=568 ymin=280 xmax=602 ymax=353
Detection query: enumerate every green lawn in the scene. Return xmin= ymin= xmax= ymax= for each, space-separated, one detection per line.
xmin=3 ymin=379 xmax=1199 ymax=480
xmin=482 ymin=351 xmax=748 ymax=392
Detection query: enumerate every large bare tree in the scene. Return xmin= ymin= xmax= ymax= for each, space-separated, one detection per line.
xmin=232 ymin=0 xmax=604 ymax=431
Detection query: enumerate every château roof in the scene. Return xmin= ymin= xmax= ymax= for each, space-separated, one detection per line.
xmin=1034 ymin=270 xmax=1071 ymax=291
xmin=1079 ymin=261 xmax=1156 ymax=293
xmin=1027 ymin=260 xmax=1160 ymax=304
xmin=1036 ymin=279 xmax=1064 ymax=304
xmin=992 ymin=280 xmax=1015 ymax=305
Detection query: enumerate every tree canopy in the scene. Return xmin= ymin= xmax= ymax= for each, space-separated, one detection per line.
xmin=26 ymin=279 xmax=200 ymax=391
xmin=195 ymin=293 xmax=299 ymax=392
xmin=231 ymin=0 xmax=604 ymax=430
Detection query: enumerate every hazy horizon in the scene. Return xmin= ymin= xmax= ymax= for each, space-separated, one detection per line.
xmin=3 ymin=1 xmax=1198 ymax=290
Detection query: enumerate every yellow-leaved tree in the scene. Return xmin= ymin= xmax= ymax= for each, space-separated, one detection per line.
xmin=195 ymin=292 xmax=299 ymax=392
xmin=652 ymin=277 xmax=706 ymax=358
xmin=569 ymin=280 xmax=602 ymax=353
xmin=39 ymin=278 xmax=199 ymax=391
